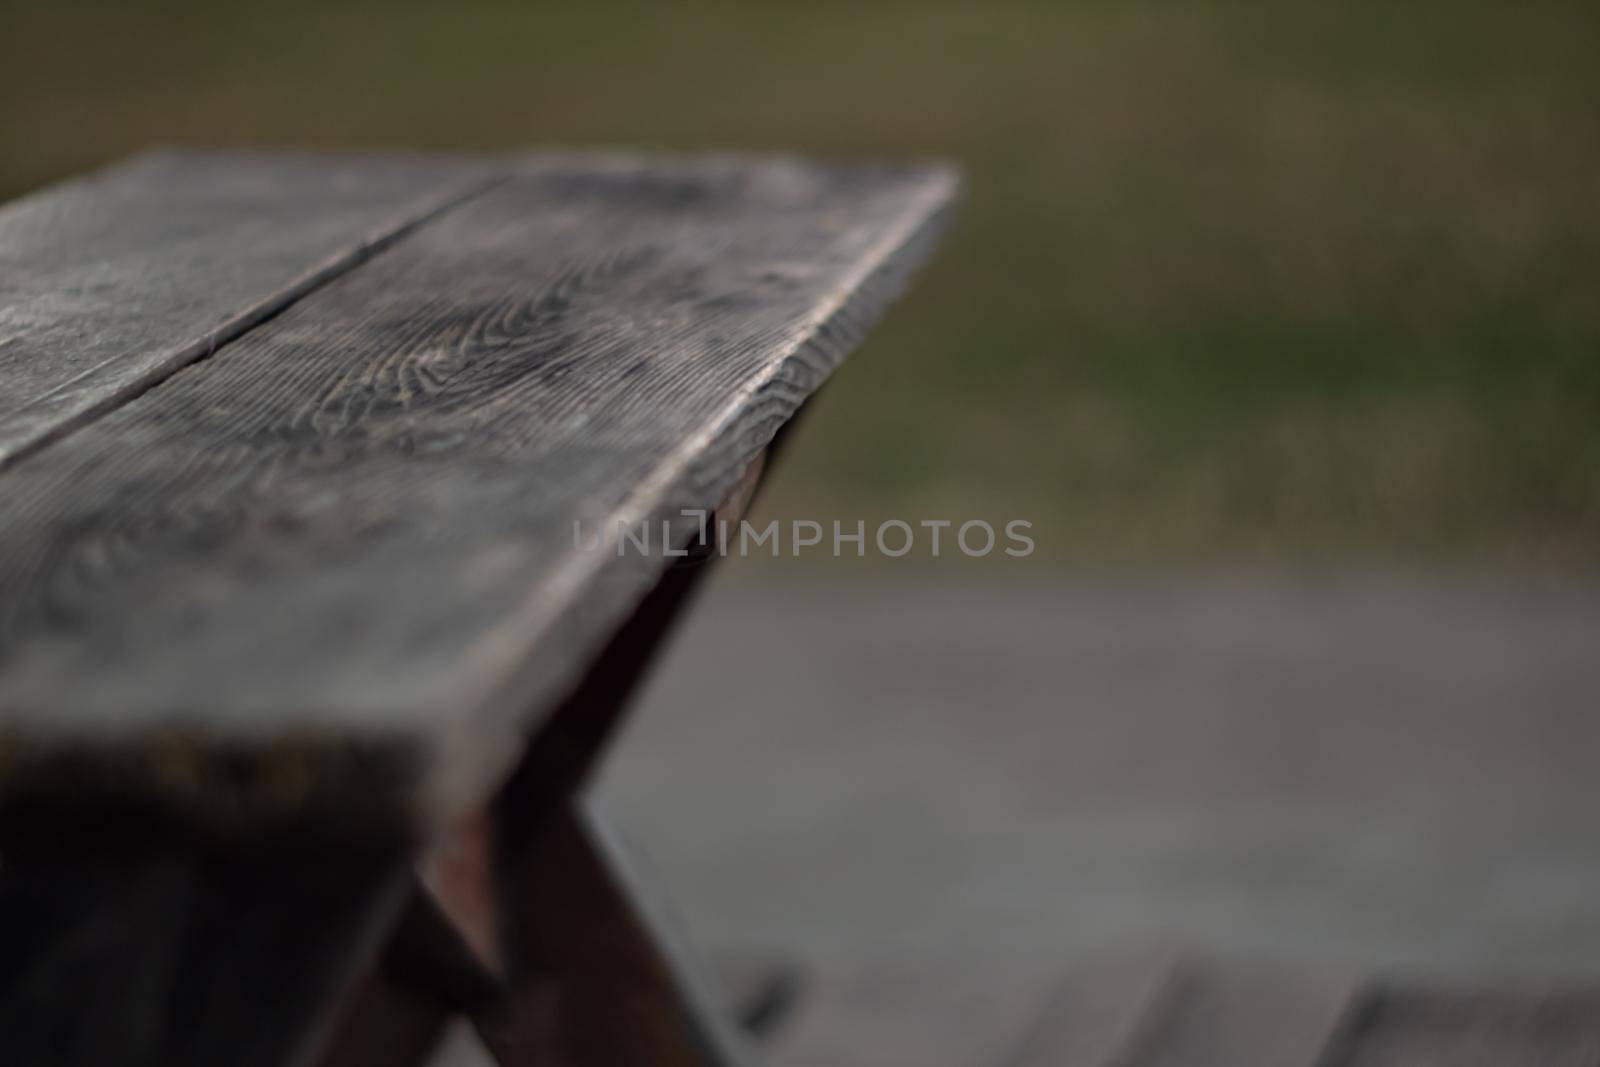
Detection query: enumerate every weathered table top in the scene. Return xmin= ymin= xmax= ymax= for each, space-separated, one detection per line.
xmin=0 ymin=149 xmax=955 ymax=833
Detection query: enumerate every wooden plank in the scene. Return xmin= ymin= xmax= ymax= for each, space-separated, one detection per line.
xmin=1003 ymin=955 xmax=1356 ymax=1067
xmin=0 ymin=153 xmax=957 ymax=830
xmin=0 ymin=150 xmax=502 ymax=468
xmin=1327 ymin=985 xmax=1600 ymax=1067
xmin=1003 ymin=950 xmax=1186 ymax=1067
xmin=1007 ymin=961 xmax=1600 ymax=1066
xmin=1117 ymin=965 xmax=1358 ymax=1067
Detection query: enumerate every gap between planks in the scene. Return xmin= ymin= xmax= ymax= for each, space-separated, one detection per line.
xmin=0 ymin=155 xmax=510 ymax=471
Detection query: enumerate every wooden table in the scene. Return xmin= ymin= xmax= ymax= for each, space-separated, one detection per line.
xmin=0 ymin=150 xmax=956 ymax=1067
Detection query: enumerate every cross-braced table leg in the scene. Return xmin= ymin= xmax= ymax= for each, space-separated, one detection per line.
xmin=472 ymin=800 xmax=754 ymax=1067
xmin=317 ymin=449 xmax=781 ymax=1067
xmin=319 ymin=800 xmax=753 ymax=1067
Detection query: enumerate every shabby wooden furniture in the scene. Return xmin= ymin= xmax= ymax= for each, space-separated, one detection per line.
xmin=0 ymin=150 xmax=956 ymax=1067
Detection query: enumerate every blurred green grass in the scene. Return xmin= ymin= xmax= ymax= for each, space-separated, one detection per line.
xmin=4 ymin=0 xmax=1598 ymax=562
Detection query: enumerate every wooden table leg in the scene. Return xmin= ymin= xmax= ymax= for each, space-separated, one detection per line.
xmin=319 ymin=801 xmax=763 ymax=1067
xmin=471 ymin=800 xmax=753 ymax=1067
xmin=312 ymin=963 xmax=460 ymax=1067
xmin=318 ymin=451 xmax=781 ymax=1067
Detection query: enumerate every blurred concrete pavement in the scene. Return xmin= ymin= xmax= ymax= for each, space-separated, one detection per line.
xmin=589 ymin=572 xmax=1600 ymax=1060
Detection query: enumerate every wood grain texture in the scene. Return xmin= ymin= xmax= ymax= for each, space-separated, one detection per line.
xmin=0 ymin=153 xmax=957 ymax=830
xmin=0 ymin=150 xmax=503 ymax=468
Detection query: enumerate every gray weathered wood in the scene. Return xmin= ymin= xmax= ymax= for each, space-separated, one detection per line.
xmin=0 ymin=152 xmax=957 ymax=831
xmin=0 ymin=150 xmax=503 ymax=468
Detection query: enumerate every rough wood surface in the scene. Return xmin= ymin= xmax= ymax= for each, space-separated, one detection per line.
xmin=0 ymin=150 xmax=503 ymax=468
xmin=0 ymin=152 xmax=957 ymax=830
